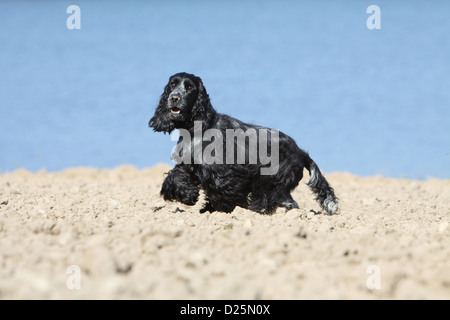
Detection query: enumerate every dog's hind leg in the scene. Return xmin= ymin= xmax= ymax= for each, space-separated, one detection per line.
xmin=279 ymin=194 xmax=299 ymax=210
xmin=248 ymin=188 xmax=298 ymax=214
xmin=200 ymin=176 xmax=250 ymax=213
xmin=201 ymin=191 xmax=244 ymax=213
xmin=247 ymin=193 xmax=267 ymax=214
xmin=249 ymin=163 xmax=303 ymax=214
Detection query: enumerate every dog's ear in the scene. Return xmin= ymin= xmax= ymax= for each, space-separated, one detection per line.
xmin=148 ymin=80 xmax=175 ymax=134
xmin=191 ymin=77 xmax=212 ymax=120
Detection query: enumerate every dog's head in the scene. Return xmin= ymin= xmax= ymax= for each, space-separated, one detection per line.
xmin=149 ymin=72 xmax=210 ymax=133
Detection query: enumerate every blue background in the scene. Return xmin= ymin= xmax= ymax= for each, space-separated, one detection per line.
xmin=1 ymin=0 xmax=449 ymax=179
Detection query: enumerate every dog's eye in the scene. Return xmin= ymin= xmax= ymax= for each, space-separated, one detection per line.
xmin=170 ymin=81 xmax=177 ymax=89
xmin=186 ymin=84 xmax=194 ymax=91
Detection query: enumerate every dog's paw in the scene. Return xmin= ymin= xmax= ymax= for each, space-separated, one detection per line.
xmin=280 ymin=200 xmax=299 ymax=210
xmin=200 ymin=202 xmax=215 ymax=213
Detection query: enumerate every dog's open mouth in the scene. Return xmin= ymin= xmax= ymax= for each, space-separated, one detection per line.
xmin=170 ymin=107 xmax=181 ymax=115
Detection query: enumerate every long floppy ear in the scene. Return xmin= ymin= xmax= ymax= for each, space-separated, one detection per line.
xmin=191 ymin=77 xmax=213 ymax=121
xmin=148 ymin=81 xmax=175 ymax=134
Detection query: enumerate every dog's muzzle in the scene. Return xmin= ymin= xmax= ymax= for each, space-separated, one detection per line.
xmin=168 ymin=93 xmax=182 ymax=115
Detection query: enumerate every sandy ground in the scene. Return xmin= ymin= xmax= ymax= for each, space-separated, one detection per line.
xmin=0 ymin=164 xmax=449 ymax=299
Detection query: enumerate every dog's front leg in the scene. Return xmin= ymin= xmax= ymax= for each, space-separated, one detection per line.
xmin=160 ymin=165 xmax=200 ymax=206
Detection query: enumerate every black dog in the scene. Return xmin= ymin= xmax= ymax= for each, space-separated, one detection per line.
xmin=149 ymin=72 xmax=338 ymax=214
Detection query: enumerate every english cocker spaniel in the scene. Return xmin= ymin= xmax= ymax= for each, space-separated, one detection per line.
xmin=149 ymin=72 xmax=338 ymax=214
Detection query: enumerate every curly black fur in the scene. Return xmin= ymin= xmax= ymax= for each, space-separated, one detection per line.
xmin=149 ymin=72 xmax=338 ymax=214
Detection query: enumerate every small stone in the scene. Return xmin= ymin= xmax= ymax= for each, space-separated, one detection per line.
xmin=306 ymin=210 xmax=316 ymax=219
xmin=223 ymin=223 xmax=233 ymax=230
xmin=151 ymin=205 xmax=164 ymax=212
xmin=186 ymin=252 xmax=207 ymax=268
xmin=175 ymin=219 xmax=185 ymax=226
xmin=243 ymin=219 xmax=253 ymax=228
xmin=295 ymin=227 xmax=307 ymax=239
xmin=438 ymin=221 xmax=449 ymax=233
xmin=110 ymin=199 xmax=123 ymax=209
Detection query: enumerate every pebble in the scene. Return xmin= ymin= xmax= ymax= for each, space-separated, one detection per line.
xmin=438 ymin=221 xmax=449 ymax=233
xmin=175 ymin=219 xmax=185 ymax=226
xmin=109 ymin=199 xmax=123 ymax=209
xmin=186 ymin=252 xmax=207 ymax=268
xmin=306 ymin=210 xmax=316 ymax=219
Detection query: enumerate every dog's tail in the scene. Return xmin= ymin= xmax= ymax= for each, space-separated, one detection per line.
xmin=305 ymin=158 xmax=339 ymax=214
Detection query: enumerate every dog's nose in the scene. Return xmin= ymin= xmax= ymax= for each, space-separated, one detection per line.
xmin=169 ymin=94 xmax=181 ymax=106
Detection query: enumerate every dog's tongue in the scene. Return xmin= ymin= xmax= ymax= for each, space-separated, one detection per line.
xmin=171 ymin=108 xmax=180 ymax=114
